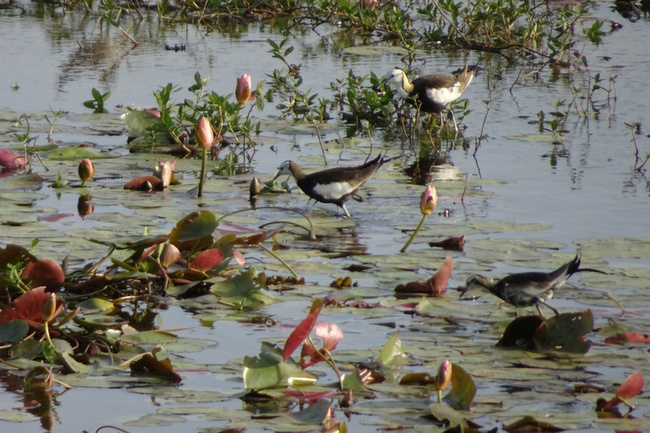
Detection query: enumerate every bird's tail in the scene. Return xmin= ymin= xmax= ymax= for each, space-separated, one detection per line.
xmin=568 ymin=253 xmax=608 ymax=276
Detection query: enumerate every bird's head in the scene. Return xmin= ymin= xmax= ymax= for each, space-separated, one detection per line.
xmin=460 ymin=274 xmax=496 ymax=299
xmin=273 ymin=161 xmax=298 ymax=181
xmin=379 ymin=68 xmax=411 ymax=95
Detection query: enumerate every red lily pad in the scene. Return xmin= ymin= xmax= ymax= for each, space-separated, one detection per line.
xmin=283 ymin=298 xmax=323 ymax=361
xmin=604 ymin=332 xmax=650 ymax=344
xmin=597 ymin=371 xmax=645 ymax=411
xmin=188 ymin=249 xmax=225 ymax=272
xmin=0 ymin=287 xmax=62 ymax=328
xmin=394 ymin=256 xmax=453 ymax=297
xmin=282 ymin=390 xmax=335 ymax=404
xmin=124 ymin=175 xmax=164 ymax=191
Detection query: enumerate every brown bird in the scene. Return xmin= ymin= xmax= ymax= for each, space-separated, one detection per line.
xmin=382 ymin=64 xmax=477 ymax=131
xmin=460 ymin=252 xmax=607 ymax=316
xmin=273 ymin=154 xmax=396 ymax=217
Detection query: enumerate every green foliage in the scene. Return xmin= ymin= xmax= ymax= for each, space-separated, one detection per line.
xmin=83 ymin=88 xmax=111 ymax=113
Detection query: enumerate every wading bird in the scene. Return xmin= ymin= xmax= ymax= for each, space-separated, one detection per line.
xmin=273 ymin=154 xmax=396 ymax=217
xmin=382 ymin=64 xmax=477 ymax=131
xmin=460 ymin=252 xmax=607 ymax=316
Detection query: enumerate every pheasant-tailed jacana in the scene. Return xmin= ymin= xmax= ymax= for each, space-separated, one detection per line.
xmin=273 ymin=154 xmax=396 ymax=217
xmin=460 ymin=252 xmax=607 ymax=316
xmin=382 ymin=64 xmax=477 ymax=131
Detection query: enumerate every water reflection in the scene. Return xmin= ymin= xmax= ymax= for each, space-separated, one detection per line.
xmin=403 ymin=145 xmax=463 ymax=185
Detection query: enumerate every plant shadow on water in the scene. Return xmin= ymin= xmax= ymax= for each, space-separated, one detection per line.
xmin=1 ymin=0 xmax=650 ymax=432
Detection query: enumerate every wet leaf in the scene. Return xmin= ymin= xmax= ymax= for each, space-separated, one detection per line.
xmin=443 ymin=363 xmax=476 ymax=411
xmin=395 ymin=256 xmax=453 ymax=296
xmin=120 ymin=330 xmax=178 ymax=345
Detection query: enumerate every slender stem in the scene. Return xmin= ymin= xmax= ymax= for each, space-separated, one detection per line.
xmin=437 ymin=389 xmax=443 ymax=403
xmin=400 ymin=214 xmax=428 ymax=253
xmin=198 ymin=147 xmax=207 ymax=197
xmin=257 ymin=243 xmax=298 ymax=278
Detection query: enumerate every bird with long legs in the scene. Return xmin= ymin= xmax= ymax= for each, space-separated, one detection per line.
xmin=381 ymin=64 xmax=477 ymax=132
xmin=273 ymin=154 xmax=397 ymax=217
xmin=460 ymin=252 xmax=607 ymax=316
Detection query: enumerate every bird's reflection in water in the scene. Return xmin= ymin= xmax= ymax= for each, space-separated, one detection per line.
xmin=404 ymin=148 xmax=463 ymax=185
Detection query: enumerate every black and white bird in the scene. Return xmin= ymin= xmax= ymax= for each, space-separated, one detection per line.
xmin=273 ymin=154 xmax=396 ymax=217
xmin=382 ymin=64 xmax=477 ymax=131
xmin=460 ymin=253 xmax=607 ymax=316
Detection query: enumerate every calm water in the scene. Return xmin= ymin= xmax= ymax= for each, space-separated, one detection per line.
xmin=1 ymin=0 xmax=650 ymax=431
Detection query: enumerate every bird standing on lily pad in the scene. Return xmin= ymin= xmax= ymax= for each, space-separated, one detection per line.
xmin=273 ymin=154 xmax=396 ymax=217
xmin=382 ymin=64 xmax=477 ymax=132
xmin=460 ymin=252 xmax=607 ymax=316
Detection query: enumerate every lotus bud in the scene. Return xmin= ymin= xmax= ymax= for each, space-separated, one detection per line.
xmin=433 ymin=359 xmax=452 ymax=391
xmin=196 ymin=117 xmax=214 ymax=150
xmin=420 ymin=185 xmax=437 ymax=216
xmin=249 ymin=177 xmax=260 ymax=198
xmin=159 ymin=243 xmax=181 ymax=268
xmin=236 ymin=74 xmax=255 ymax=104
xmin=78 ymin=159 xmax=95 ymax=187
xmin=42 ymin=292 xmax=57 ymax=324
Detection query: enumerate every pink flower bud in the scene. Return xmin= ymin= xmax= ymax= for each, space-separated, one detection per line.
xmin=41 ymin=293 xmax=57 ymax=324
xmin=434 ymin=359 xmax=452 ymax=391
xmin=196 ymin=117 xmax=215 ymax=150
xmin=235 ymin=74 xmax=255 ymax=104
xmin=420 ymin=185 xmax=437 ymax=216
xmin=78 ymin=159 xmax=95 ymax=186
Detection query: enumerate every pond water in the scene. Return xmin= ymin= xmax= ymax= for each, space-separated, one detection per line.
xmin=1 ymin=0 xmax=650 ymax=432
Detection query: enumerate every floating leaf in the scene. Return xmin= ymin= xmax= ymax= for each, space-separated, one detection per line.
xmin=209 ymin=268 xmax=274 ymax=308
xmin=394 ymin=256 xmax=453 ymax=296
xmin=443 ymin=363 xmax=476 ymax=411
xmin=496 ymin=315 xmax=544 ymax=350
xmin=533 ymin=310 xmax=593 ymax=354
xmin=124 ymin=175 xmax=163 ymax=191
xmin=130 ymin=348 xmax=182 ymax=383
xmin=243 ymin=342 xmax=317 ymax=389
xmin=503 ymin=415 xmax=565 ymax=432
xmin=604 ymin=332 xmax=650 ymax=344
xmin=282 ymin=390 xmax=335 ymax=404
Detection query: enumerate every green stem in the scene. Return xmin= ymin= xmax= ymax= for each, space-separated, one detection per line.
xmin=198 ymin=147 xmax=207 ymax=197
xmin=257 ymin=243 xmax=298 ymax=278
xmin=307 ymin=336 xmax=343 ymax=390
xmin=400 ymin=214 xmax=428 ymax=253
xmin=437 ymin=389 xmax=442 ymax=404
